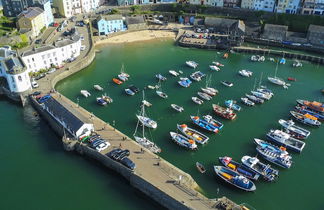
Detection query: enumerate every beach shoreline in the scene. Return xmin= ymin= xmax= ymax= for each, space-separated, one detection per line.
xmin=95 ymin=30 xmax=177 ymax=46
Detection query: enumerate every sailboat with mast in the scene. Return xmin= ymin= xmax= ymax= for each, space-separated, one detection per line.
xmin=136 ymin=92 xmax=158 ymax=129
xmin=134 ymin=92 xmax=161 ymax=153
xmin=118 ymin=64 xmax=130 ymax=81
xmin=268 ymin=61 xmax=289 ymax=88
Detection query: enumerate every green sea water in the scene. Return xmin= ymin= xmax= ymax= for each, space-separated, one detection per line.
xmin=2 ymin=39 xmax=323 ymax=210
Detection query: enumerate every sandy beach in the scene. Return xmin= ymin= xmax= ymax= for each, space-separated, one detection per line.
xmin=95 ymin=30 xmax=177 ymax=45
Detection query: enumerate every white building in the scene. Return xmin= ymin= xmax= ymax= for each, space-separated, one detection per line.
xmin=275 ymin=0 xmax=301 ymax=14
xmin=253 ymin=0 xmax=275 ymax=12
xmin=21 ymin=34 xmax=81 ymax=73
xmin=53 ymin=0 xmax=100 ymax=17
xmin=189 ymin=0 xmax=223 ymax=6
xmin=0 ymin=47 xmax=31 ymax=93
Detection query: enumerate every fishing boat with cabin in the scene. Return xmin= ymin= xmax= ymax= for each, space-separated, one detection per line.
xmin=213 ymin=166 xmax=256 ymax=192
xmin=186 ymin=61 xmax=198 ymax=69
xmin=169 ymin=132 xmax=198 ymax=150
xmin=177 ymin=124 xmax=209 ymax=144
xmin=296 ymin=100 xmax=324 ymax=114
xmin=190 ymin=116 xmax=219 ymax=133
xmin=278 ymin=119 xmax=310 ymax=140
xmin=290 ymin=111 xmax=321 ymax=127
xmin=219 ymin=156 xmax=260 ymax=181
xmin=225 ymin=100 xmax=241 ymax=111
xmin=212 ymin=104 xmax=237 ymax=120
xmin=295 ymin=105 xmax=324 ymax=121
xmin=266 ymin=129 xmax=306 ymax=153
xmin=241 ymin=97 xmax=255 ymax=106
xmin=192 ymin=97 xmax=204 ymax=105
xmin=178 ymin=78 xmax=192 ymax=88
xmin=241 ymin=156 xmax=278 ymax=182
xmin=203 ymin=115 xmax=224 ymax=130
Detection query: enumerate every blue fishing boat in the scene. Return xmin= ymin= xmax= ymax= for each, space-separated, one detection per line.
xmin=295 ymin=105 xmax=324 ymax=121
xmin=241 ymin=156 xmax=279 ymax=182
xmin=155 ymin=74 xmax=167 ymax=81
xmin=219 ymin=156 xmax=260 ymax=181
xmin=169 ymin=132 xmax=197 ymax=150
xmin=225 ymin=100 xmax=241 ymax=111
xmin=213 ymin=166 xmax=256 ymax=192
xmin=96 ymin=97 xmax=107 ymax=106
xmin=190 ymin=116 xmax=219 ymax=133
xmin=178 ymin=78 xmax=192 ymax=88
xmin=254 ymin=138 xmax=292 ymax=169
xmin=203 ymin=115 xmax=224 ymax=130
xmin=280 ymin=58 xmax=286 ymax=64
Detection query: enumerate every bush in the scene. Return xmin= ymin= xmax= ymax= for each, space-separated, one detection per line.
xmin=40 ymin=26 xmax=46 ymax=33
xmin=131 ymin=5 xmax=141 ymax=13
xmin=20 ymin=34 xmax=28 ymax=43
xmin=12 ymin=42 xmax=28 ymax=49
xmin=110 ymin=8 xmax=119 ymax=14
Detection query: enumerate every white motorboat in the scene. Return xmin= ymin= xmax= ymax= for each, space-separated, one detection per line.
xmin=156 ymin=90 xmax=168 ymax=99
xmin=169 ymin=70 xmax=179 ymax=77
xmin=201 ymin=87 xmax=216 ymax=96
xmin=206 ymin=87 xmax=218 ymax=95
xmin=171 ymin=104 xmax=184 ymax=112
xmin=80 ymin=90 xmax=91 ymax=97
xmin=278 ymin=119 xmax=310 ymax=139
xmin=102 ymin=93 xmax=113 ymax=103
xmin=186 ymin=61 xmax=198 ymax=69
xmin=239 ymin=70 xmax=253 ymax=77
xmin=136 ymin=115 xmax=157 ymax=129
xmin=197 ymin=92 xmax=212 ymax=101
xmin=192 ymin=97 xmax=204 ymax=105
xmin=94 ymin=85 xmax=103 ymax=91
xmin=251 ymin=90 xmax=271 ymax=100
xmin=212 ymin=61 xmax=224 ymax=67
xmin=221 ymin=81 xmax=233 ymax=87
xmin=266 ymin=129 xmax=306 ymax=153
xmin=293 ymin=60 xmax=302 ymax=67
xmin=209 ymin=65 xmax=220 ymax=71
xmin=147 ymin=85 xmax=156 ymax=89
xmin=142 ymin=100 xmax=152 ymax=107
xmin=241 ymin=97 xmax=255 ymax=106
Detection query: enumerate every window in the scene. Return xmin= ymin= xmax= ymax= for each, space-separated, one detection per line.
xmin=27 ymin=59 xmax=30 ymax=63
xmin=11 ymin=76 xmax=14 ymax=82
xmin=55 ymin=57 xmax=57 ymax=61
xmin=18 ymin=76 xmax=22 ymax=81
xmin=42 ymin=55 xmax=45 ymax=59
xmin=29 ymin=64 xmax=31 ymax=69
xmin=32 ymin=58 xmax=34 ymax=61
xmin=44 ymin=60 xmax=47 ymax=65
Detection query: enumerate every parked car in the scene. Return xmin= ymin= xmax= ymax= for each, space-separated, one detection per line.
xmin=32 ymin=91 xmax=42 ymax=96
xmin=96 ymin=141 xmax=110 ymax=152
xmin=115 ymin=149 xmax=130 ymax=160
xmin=35 ymin=39 xmax=42 ymax=44
xmin=38 ymin=95 xmax=51 ymax=103
xmin=106 ymin=149 xmax=123 ymax=159
xmin=80 ymin=45 xmax=86 ymax=51
xmin=120 ymin=157 xmax=136 ymax=170
xmin=31 ymin=81 xmax=39 ymax=88
xmin=47 ymin=68 xmax=56 ymax=74
xmin=34 ymin=73 xmax=45 ymax=80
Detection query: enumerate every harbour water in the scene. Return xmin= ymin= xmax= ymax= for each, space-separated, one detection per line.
xmin=2 ymin=39 xmax=323 ymax=209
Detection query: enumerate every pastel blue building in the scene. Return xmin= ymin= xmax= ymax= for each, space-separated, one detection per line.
xmin=36 ymin=0 xmax=54 ymax=26
xmin=96 ymin=15 xmax=126 ymax=36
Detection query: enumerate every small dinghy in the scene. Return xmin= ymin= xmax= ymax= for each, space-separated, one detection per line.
xmin=169 ymin=70 xmax=179 ymax=77
xmin=213 ymin=166 xmax=256 ymax=192
xmin=147 ymin=85 xmax=156 ymax=89
xmin=171 ymin=104 xmax=184 ymax=112
xmin=94 ymin=85 xmax=103 ymax=91
xmin=192 ymin=97 xmax=204 ymax=105
xmin=209 ymin=65 xmax=220 ymax=71
xmin=125 ymin=88 xmax=135 ymax=96
xmin=212 ymin=61 xmax=224 ymax=67
xmin=156 ymin=74 xmax=167 ymax=81
xmin=156 ymin=90 xmax=168 ymax=99
xmin=81 ymin=90 xmax=91 ymax=97
xmin=102 ymin=94 xmax=113 ymax=103
xmin=96 ymin=97 xmax=107 ymax=106
xmin=112 ymin=78 xmax=123 ymax=85
xmin=196 ymin=162 xmax=206 ymax=173
xmin=221 ymin=81 xmax=233 ymax=87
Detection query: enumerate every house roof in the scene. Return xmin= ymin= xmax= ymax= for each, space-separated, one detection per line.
xmin=126 ymin=16 xmax=145 ymax=25
xmin=308 ymin=24 xmax=324 ymax=33
xmin=204 ymin=17 xmax=245 ymax=32
xmin=22 ymin=46 xmax=55 ymax=57
xmin=43 ymin=97 xmax=91 ymax=135
xmin=264 ymin=24 xmax=288 ymax=32
xmin=18 ymin=7 xmax=44 ymax=19
xmin=3 ymin=57 xmax=25 ymax=74
xmin=97 ymin=15 xmax=123 ymax=22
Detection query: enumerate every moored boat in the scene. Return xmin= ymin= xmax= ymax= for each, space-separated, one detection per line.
xmin=225 ymin=100 xmax=241 ymax=111
xmin=278 ymin=119 xmax=310 ymax=140
xmin=177 ymin=124 xmax=209 ymax=144
xmin=209 ymin=65 xmax=220 ymax=71
xmin=118 ymin=74 xmax=128 ymax=82
xmin=212 ymin=61 xmax=224 ymax=67
xmin=178 ymin=78 xmax=192 ymax=88
xmin=239 ymin=70 xmax=253 ymax=77
xmin=254 ymin=138 xmax=292 ymax=169
xmin=212 ymin=104 xmax=237 ymax=120
xmin=186 ymin=61 xmax=198 ymax=69
xmin=257 ymin=87 xmax=274 ymax=97
xmin=94 ymin=85 xmax=103 ymax=91
xmin=295 ymin=105 xmax=324 ymax=121
xmin=142 ymin=100 xmax=152 ymax=107
xmin=192 ymin=97 xmax=204 ymax=105
xmin=219 ymin=156 xmax=260 ymax=181
xmin=250 ymin=91 xmax=271 ymax=100
xmin=245 ymin=94 xmax=264 ymax=104
xmin=201 ymin=87 xmax=216 ymax=96
xmin=190 ymin=116 xmax=219 ymax=133
xmin=112 ymin=78 xmax=123 ymax=85
xmin=296 ymin=100 xmax=324 ymax=114
xmin=156 ymin=74 xmax=167 ymax=81
xmin=96 ymin=97 xmax=107 ymax=106
xmin=223 ymin=53 xmax=229 ymax=59
xmin=171 ymin=104 xmax=184 ymax=112
xmin=136 ymin=115 xmax=157 ymax=129
xmin=266 ymin=129 xmax=306 ymax=153
xmin=125 ymin=88 xmax=135 ymax=96
xmin=102 ymin=94 xmax=113 ymax=103
xmin=203 ymin=115 xmax=224 ymax=130
xmin=196 ymin=162 xmax=206 ymax=173
xmin=290 ymin=111 xmax=321 ymax=127
xmin=190 ymin=71 xmax=206 ymax=81
xmin=241 ymin=156 xmax=278 ymax=182
xmin=241 ymin=97 xmax=255 ymax=106
xmin=221 ymin=81 xmax=233 ymax=87
xmin=156 ymin=90 xmax=168 ymax=99
xmin=147 ymin=85 xmax=156 ymax=89
xmin=169 ymin=70 xmax=179 ymax=77
xmin=169 ymin=132 xmax=198 ymax=150
xmin=206 ymin=87 xmax=218 ymax=95
xmin=268 ymin=76 xmax=287 ymax=87
xmin=213 ymin=166 xmax=256 ymax=192
xmin=287 ymin=77 xmax=297 ymax=81
xmin=80 ymin=90 xmax=91 ymax=97
xmin=197 ymin=91 xmax=212 ymax=101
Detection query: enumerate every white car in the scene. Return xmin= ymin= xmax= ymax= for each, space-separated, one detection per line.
xmin=96 ymin=142 xmax=110 ymax=152
xmin=47 ymin=68 xmax=56 ymax=74
xmin=31 ymin=81 xmax=39 ymax=88
xmin=80 ymin=45 xmax=86 ymax=51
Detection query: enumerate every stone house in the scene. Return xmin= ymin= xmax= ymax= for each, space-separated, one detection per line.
xmin=307 ymin=24 xmax=324 ymax=46
xmin=261 ymin=24 xmax=288 ymax=41
xmin=125 ymin=16 xmax=147 ymax=31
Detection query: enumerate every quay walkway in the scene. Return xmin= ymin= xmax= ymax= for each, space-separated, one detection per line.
xmin=29 ymin=25 xmax=242 ymax=209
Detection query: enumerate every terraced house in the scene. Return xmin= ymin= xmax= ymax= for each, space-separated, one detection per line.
xmin=53 ymin=0 xmax=100 ymax=17
xmin=96 ymin=15 xmax=126 ymax=36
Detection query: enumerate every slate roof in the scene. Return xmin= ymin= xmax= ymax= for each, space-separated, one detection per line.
xmin=126 ymin=16 xmax=145 ymax=25
xmin=43 ymin=97 xmax=90 ymax=135
xmin=97 ymin=15 xmax=123 ymax=22
xmin=262 ymin=24 xmax=288 ymax=41
xmin=18 ymin=7 xmax=44 ymax=19
xmin=22 ymin=46 xmax=55 ymax=57
xmin=308 ymin=24 xmax=324 ymax=33
xmin=204 ymin=17 xmax=245 ymax=33
xmin=4 ymin=57 xmax=25 ymax=74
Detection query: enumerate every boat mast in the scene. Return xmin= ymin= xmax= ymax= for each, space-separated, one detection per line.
xmin=274 ymin=60 xmax=279 ymax=78
xmin=142 ymin=91 xmax=145 ymax=138
xmin=258 ymin=72 xmax=263 ymax=88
